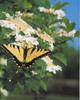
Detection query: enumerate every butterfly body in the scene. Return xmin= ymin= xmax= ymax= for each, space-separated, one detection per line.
xmin=1 ymin=44 xmax=50 ymax=68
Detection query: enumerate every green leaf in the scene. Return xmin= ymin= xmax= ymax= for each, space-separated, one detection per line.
xmin=15 ymin=0 xmax=32 ymax=10
xmin=22 ymin=2 xmax=32 ymax=9
xmin=67 ymin=22 xmax=75 ymax=31
xmin=53 ymin=53 xmax=67 ymax=66
xmin=38 ymin=38 xmax=49 ymax=49
xmin=74 ymin=31 xmax=80 ymax=37
xmin=53 ymin=2 xmax=69 ymax=10
xmin=40 ymin=80 xmax=47 ymax=91
xmin=62 ymin=18 xmax=76 ymax=31
xmin=28 ymin=0 xmax=50 ymax=7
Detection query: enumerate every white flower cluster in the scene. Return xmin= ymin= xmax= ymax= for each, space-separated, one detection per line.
xmin=38 ymin=7 xmax=53 ymax=13
xmin=53 ymin=9 xmax=65 ymax=19
xmin=0 ymin=57 xmax=7 ymax=66
xmin=0 ymin=12 xmax=35 ymax=35
xmin=0 ymin=87 xmax=8 ymax=96
xmin=58 ymin=29 xmax=76 ymax=37
xmin=15 ymin=11 xmax=34 ymax=18
xmin=53 ymin=22 xmax=76 ymax=37
xmin=38 ymin=7 xmax=65 ymax=19
xmin=0 ymin=20 xmax=16 ymax=30
xmin=15 ymin=34 xmax=39 ymax=46
xmin=0 ymin=12 xmax=39 ymax=47
xmin=0 ymin=12 xmax=55 ymax=48
xmin=46 ymin=65 xmax=62 ymax=74
xmin=42 ymin=56 xmax=62 ymax=74
xmin=49 ymin=43 xmax=54 ymax=51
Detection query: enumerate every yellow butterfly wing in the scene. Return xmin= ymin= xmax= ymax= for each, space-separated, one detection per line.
xmin=26 ymin=48 xmax=50 ymax=63
xmin=2 ymin=44 xmax=50 ymax=68
xmin=2 ymin=44 xmax=24 ymax=62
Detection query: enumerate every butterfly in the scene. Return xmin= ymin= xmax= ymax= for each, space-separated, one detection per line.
xmin=1 ymin=44 xmax=50 ymax=69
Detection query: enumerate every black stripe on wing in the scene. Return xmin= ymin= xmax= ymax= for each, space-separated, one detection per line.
xmin=1 ymin=44 xmax=24 ymax=67
xmin=26 ymin=48 xmax=51 ymax=65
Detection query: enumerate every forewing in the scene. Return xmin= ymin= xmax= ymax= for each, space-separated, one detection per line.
xmin=25 ymin=48 xmax=50 ymax=63
xmin=2 ymin=44 xmax=24 ymax=63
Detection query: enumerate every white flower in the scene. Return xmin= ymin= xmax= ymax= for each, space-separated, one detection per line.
xmin=0 ymin=57 xmax=7 ymax=66
xmin=0 ymin=14 xmax=35 ymax=36
xmin=15 ymin=11 xmax=33 ymax=18
xmin=32 ymin=71 xmax=38 ymax=75
xmin=46 ymin=65 xmax=62 ymax=74
xmin=14 ymin=17 xmax=35 ymax=34
xmin=3 ymin=12 xmax=13 ymax=19
xmin=38 ymin=7 xmax=48 ymax=12
xmin=54 ymin=22 xmax=66 ymax=28
xmin=9 ymin=79 xmax=12 ymax=82
xmin=38 ymin=7 xmax=65 ymax=19
xmin=57 ymin=29 xmax=67 ymax=36
xmin=26 ymin=13 xmax=33 ymax=17
xmin=15 ymin=11 xmax=22 ymax=17
xmin=36 ymin=28 xmax=55 ymax=44
xmin=68 ymin=30 xmax=76 ymax=37
xmin=0 ymin=87 xmax=8 ymax=96
xmin=38 ymin=7 xmax=54 ymax=13
xmin=53 ymin=9 xmax=65 ymax=19
xmin=42 ymin=56 xmax=62 ymax=74
xmin=61 ymin=22 xmax=66 ymax=27
xmin=11 ymin=30 xmax=20 ymax=36
xmin=58 ymin=29 xmax=76 ymax=37
xmin=23 ymin=26 xmax=35 ymax=34
xmin=15 ymin=34 xmax=39 ymax=46
xmin=25 ymin=36 xmax=39 ymax=45
xmin=49 ymin=8 xmax=55 ymax=13
xmin=49 ymin=43 xmax=54 ymax=51
xmin=0 ymin=20 xmax=16 ymax=30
